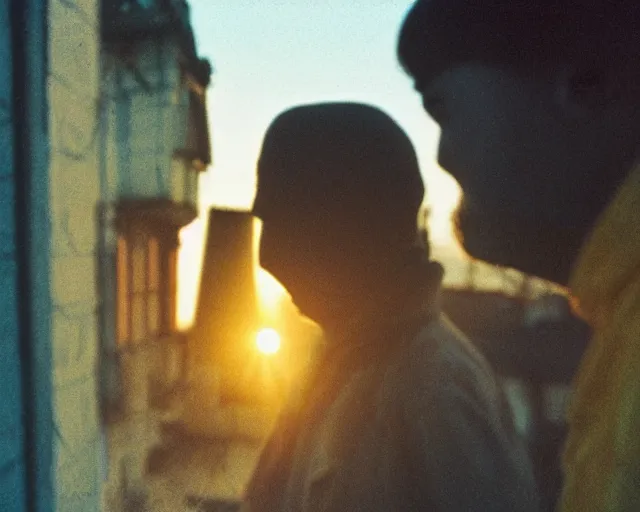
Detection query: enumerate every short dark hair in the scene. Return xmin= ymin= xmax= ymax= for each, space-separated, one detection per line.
xmin=398 ymin=0 xmax=640 ymax=88
xmin=253 ymin=102 xmax=424 ymax=251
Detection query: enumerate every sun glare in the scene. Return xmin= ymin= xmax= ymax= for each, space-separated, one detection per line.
xmin=253 ymin=220 xmax=288 ymax=312
xmin=177 ymin=218 xmax=206 ymax=329
xmin=256 ymin=328 xmax=281 ymax=355
xmin=256 ymin=269 xmax=287 ymax=310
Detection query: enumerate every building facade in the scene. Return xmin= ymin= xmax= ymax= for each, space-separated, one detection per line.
xmin=99 ymin=0 xmax=212 ymax=508
xmin=0 ymin=1 xmax=211 ymax=510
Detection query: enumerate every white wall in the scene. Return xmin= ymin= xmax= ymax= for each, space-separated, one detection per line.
xmin=48 ymin=0 xmax=103 ymax=509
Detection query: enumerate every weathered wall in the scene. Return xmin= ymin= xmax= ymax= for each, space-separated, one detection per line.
xmin=48 ymin=0 xmax=103 ymax=509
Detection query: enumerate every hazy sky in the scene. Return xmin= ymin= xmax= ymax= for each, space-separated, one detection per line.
xmin=188 ymin=0 xmax=460 ymax=234
xmin=177 ymin=1 xmax=466 ymax=326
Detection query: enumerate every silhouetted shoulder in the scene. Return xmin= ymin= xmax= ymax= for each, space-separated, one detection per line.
xmin=390 ymin=313 xmax=504 ymax=413
xmin=380 ymin=313 xmax=540 ymax=512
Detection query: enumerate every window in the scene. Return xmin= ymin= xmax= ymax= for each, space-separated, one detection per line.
xmin=174 ymin=74 xmax=211 ymax=170
xmin=148 ymin=236 xmax=160 ymax=335
xmin=116 ymin=236 xmax=130 ymax=344
xmin=164 ymin=246 xmax=178 ymax=333
xmin=116 ymin=232 xmax=177 ymax=346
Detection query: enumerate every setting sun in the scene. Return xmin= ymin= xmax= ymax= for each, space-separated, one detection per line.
xmin=256 ymin=328 xmax=281 ymax=355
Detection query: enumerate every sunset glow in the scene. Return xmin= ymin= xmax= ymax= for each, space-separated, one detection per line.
xmin=253 ymin=220 xmax=289 ymax=317
xmin=256 ymin=328 xmax=282 ymax=355
xmin=175 ymin=2 xmax=470 ymax=330
xmin=256 ymin=268 xmax=288 ymax=312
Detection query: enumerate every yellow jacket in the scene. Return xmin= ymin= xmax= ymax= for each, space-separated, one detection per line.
xmin=561 ymin=163 xmax=640 ymax=512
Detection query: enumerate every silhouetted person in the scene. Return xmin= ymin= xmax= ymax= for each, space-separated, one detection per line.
xmin=242 ymin=103 xmax=539 ymax=511
xmin=398 ymin=2 xmax=640 ymax=510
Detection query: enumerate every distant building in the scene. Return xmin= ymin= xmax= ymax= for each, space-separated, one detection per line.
xmin=181 ymin=208 xmax=321 ymax=440
xmin=99 ymin=0 xmax=212 ymax=507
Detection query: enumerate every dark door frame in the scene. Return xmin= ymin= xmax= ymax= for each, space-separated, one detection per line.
xmin=11 ymin=1 xmax=53 ymax=510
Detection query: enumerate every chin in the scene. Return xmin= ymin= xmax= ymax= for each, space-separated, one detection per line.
xmin=292 ymin=291 xmax=353 ymax=331
xmin=454 ymin=202 xmax=512 ymax=267
xmin=453 ymin=200 xmax=572 ymax=285
xmin=291 ymin=295 xmax=327 ymax=326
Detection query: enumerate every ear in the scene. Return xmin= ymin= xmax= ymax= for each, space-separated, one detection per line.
xmin=554 ymin=61 xmax=617 ymax=115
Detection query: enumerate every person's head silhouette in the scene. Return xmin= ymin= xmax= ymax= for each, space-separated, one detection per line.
xmin=398 ymin=0 xmax=640 ymax=284
xmin=253 ymin=102 xmax=427 ymax=331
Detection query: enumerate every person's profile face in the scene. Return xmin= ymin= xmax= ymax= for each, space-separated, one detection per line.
xmin=416 ymin=62 xmax=600 ymax=278
xmin=258 ymin=213 xmax=307 ymax=300
xmin=257 ymin=211 xmax=337 ymax=324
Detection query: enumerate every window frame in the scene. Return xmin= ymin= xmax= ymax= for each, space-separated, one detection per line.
xmin=116 ymin=230 xmax=178 ymax=347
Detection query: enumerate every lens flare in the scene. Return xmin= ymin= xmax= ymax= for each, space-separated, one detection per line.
xmin=256 ymin=328 xmax=281 ymax=355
